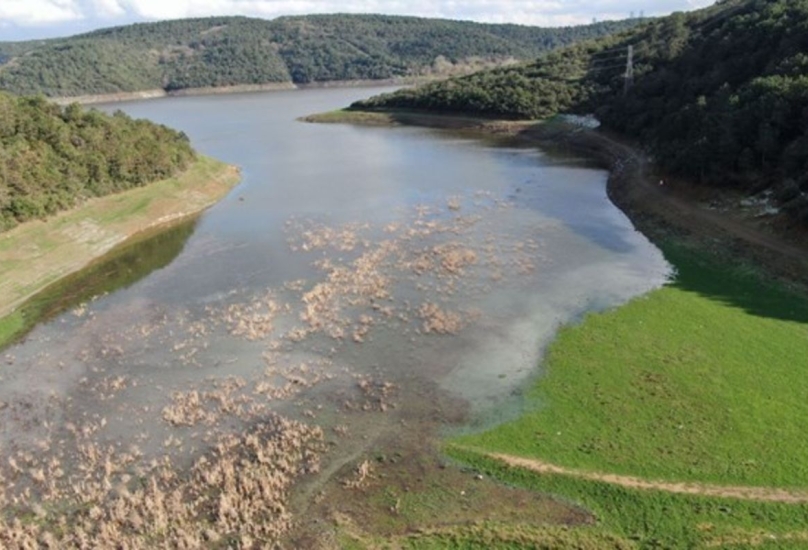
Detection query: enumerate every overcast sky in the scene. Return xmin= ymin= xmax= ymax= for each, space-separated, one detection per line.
xmin=1 ymin=0 xmax=715 ymax=41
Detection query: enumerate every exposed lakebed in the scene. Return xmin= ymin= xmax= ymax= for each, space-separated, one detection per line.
xmin=0 ymin=88 xmax=670 ymax=546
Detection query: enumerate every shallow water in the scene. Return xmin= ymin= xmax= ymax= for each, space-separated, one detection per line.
xmin=0 ymin=88 xmax=670 ymax=539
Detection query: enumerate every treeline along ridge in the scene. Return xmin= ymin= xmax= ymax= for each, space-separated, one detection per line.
xmin=0 ymin=14 xmax=642 ymax=97
xmin=0 ymin=92 xmax=196 ymax=231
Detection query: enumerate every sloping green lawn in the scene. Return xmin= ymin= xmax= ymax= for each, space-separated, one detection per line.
xmin=454 ymin=245 xmax=808 ymax=488
xmin=439 ymin=244 xmax=808 ymax=548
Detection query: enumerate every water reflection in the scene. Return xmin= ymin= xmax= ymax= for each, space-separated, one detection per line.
xmin=5 ymin=87 xmax=672 ymax=418
xmin=0 ymin=88 xmax=671 ymax=546
xmin=1 ymin=218 xmax=197 ymax=348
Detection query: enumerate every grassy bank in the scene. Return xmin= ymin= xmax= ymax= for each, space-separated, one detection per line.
xmin=447 ymin=449 xmax=808 ymax=549
xmin=300 ymin=109 xmax=399 ymax=126
xmin=300 ymin=108 xmax=539 ymax=136
xmin=443 ymin=242 xmax=808 ymax=547
xmin=0 ymin=156 xmax=240 ymax=348
xmin=339 ymin=521 xmax=635 ymax=549
xmin=332 ymin=243 xmax=808 ymax=549
xmin=454 ymin=243 xmax=808 ymax=487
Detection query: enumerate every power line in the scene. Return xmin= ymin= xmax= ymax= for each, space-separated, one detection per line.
xmin=587 ymin=63 xmax=629 ymax=72
xmin=589 ymin=45 xmax=634 ymax=56
xmin=589 ymin=41 xmax=645 ymax=57
xmin=589 ymin=58 xmax=630 ymax=69
xmin=588 ymin=1 xmax=745 ymax=65
xmin=624 ymin=44 xmax=634 ymax=96
xmin=589 ymin=52 xmax=629 ymax=63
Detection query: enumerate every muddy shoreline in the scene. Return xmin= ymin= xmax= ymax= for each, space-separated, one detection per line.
xmin=539 ymin=125 xmax=808 ymax=289
xmin=50 ymin=79 xmax=419 ymax=106
xmin=50 ymin=84 xmax=296 ymax=106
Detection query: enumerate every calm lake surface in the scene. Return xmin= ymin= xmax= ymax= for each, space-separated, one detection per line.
xmin=0 ymin=87 xmax=670 ymax=500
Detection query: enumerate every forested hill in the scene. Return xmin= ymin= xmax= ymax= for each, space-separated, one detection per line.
xmin=356 ymin=0 xmax=808 ymax=224
xmin=0 ymin=92 xmax=195 ymax=231
xmin=0 ymin=14 xmax=642 ymax=97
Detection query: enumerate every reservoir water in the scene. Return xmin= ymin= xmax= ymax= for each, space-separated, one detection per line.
xmin=0 ymin=87 xmax=671 ymax=543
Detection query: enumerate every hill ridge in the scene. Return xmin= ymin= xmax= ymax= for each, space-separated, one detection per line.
xmin=0 ymin=14 xmax=642 ymax=98
xmin=353 ymin=0 xmax=808 ymax=225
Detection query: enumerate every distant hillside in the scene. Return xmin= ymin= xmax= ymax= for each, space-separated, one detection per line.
xmin=0 ymin=92 xmax=195 ymax=231
xmin=356 ymin=0 xmax=808 ymax=224
xmin=0 ymin=14 xmax=642 ymax=97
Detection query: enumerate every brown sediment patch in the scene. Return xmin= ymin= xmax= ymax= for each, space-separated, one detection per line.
xmin=223 ymin=291 xmax=287 ymax=341
xmin=90 ymin=375 xmax=129 ymax=401
xmin=351 ymin=377 xmax=398 ymax=413
xmin=0 ymin=416 xmax=323 ymax=549
xmin=417 ymin=302 xmax=466 ymax=334
xmin=342 ymin=459 xmax=374 ymax=489
xmin=162 ymin=390 xmax=218 ymax=426
xmin=159 ymin=363 xmax=334 ymax=430
xmin=433 ymin=242 xmax=478 ymax=275
xmin=288 ymin=221 xmax=369 ymax=253
xmin=316 ymin=110 xmax=808 ymax=286
xmin=278 ymin=199 xmax=540 ymax=347
xmin=287 ymin=381 xmax=596 ymax=547
xmin=485 ymin=452 xmax=808 ymax=503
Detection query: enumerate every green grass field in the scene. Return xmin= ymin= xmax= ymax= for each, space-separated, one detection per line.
xmin=339 ymin=522 xmax=635 ymax=549
xmin=438 ymin=243 xmax=808 ymax=548
xmin=0 ymin=311 xmax=25 ymax=350
xmin=446 ymin=449 xmax=808 ymax=549
xmin=300 ymin=109 xmax=399 ymax=126
xmin=453 ymin=244 xmax=808 ymax=488
xmin=323 ymin=244 xmax=808 ymax=549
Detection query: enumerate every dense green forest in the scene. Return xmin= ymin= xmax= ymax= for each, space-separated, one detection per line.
xmin=0 ymin=14 xmax=642 ymax=97
xmin=0 ymin=92 xmax=195 ymax=231
xmin=355 ymin=0 xmax=808 ymax=224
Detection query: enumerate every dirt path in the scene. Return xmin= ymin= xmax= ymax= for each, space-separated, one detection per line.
xmin=487 ymin=452 xmax=808 ymax=503
xmin=594 ymin=131 xmax=808 ymax=266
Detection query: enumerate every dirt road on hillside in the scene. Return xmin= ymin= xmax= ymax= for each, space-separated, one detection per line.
xmin=593 ymin=131 xmax=808 ymax=269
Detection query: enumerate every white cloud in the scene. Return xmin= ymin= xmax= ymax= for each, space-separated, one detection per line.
xmin=104 ymin=0 xmax=712 ymax=25
xmin=0 ymin=0 xmax=82 ymax=26
xmin=90 ymin=0 xmax=127 ymax=18
xmin=1 ymin=0 xmax=718 ymax=36
xmin=119 ymin=0 xmax=196 ymax=19
xmin=108 ymin=0 xmax=717 ymax=25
